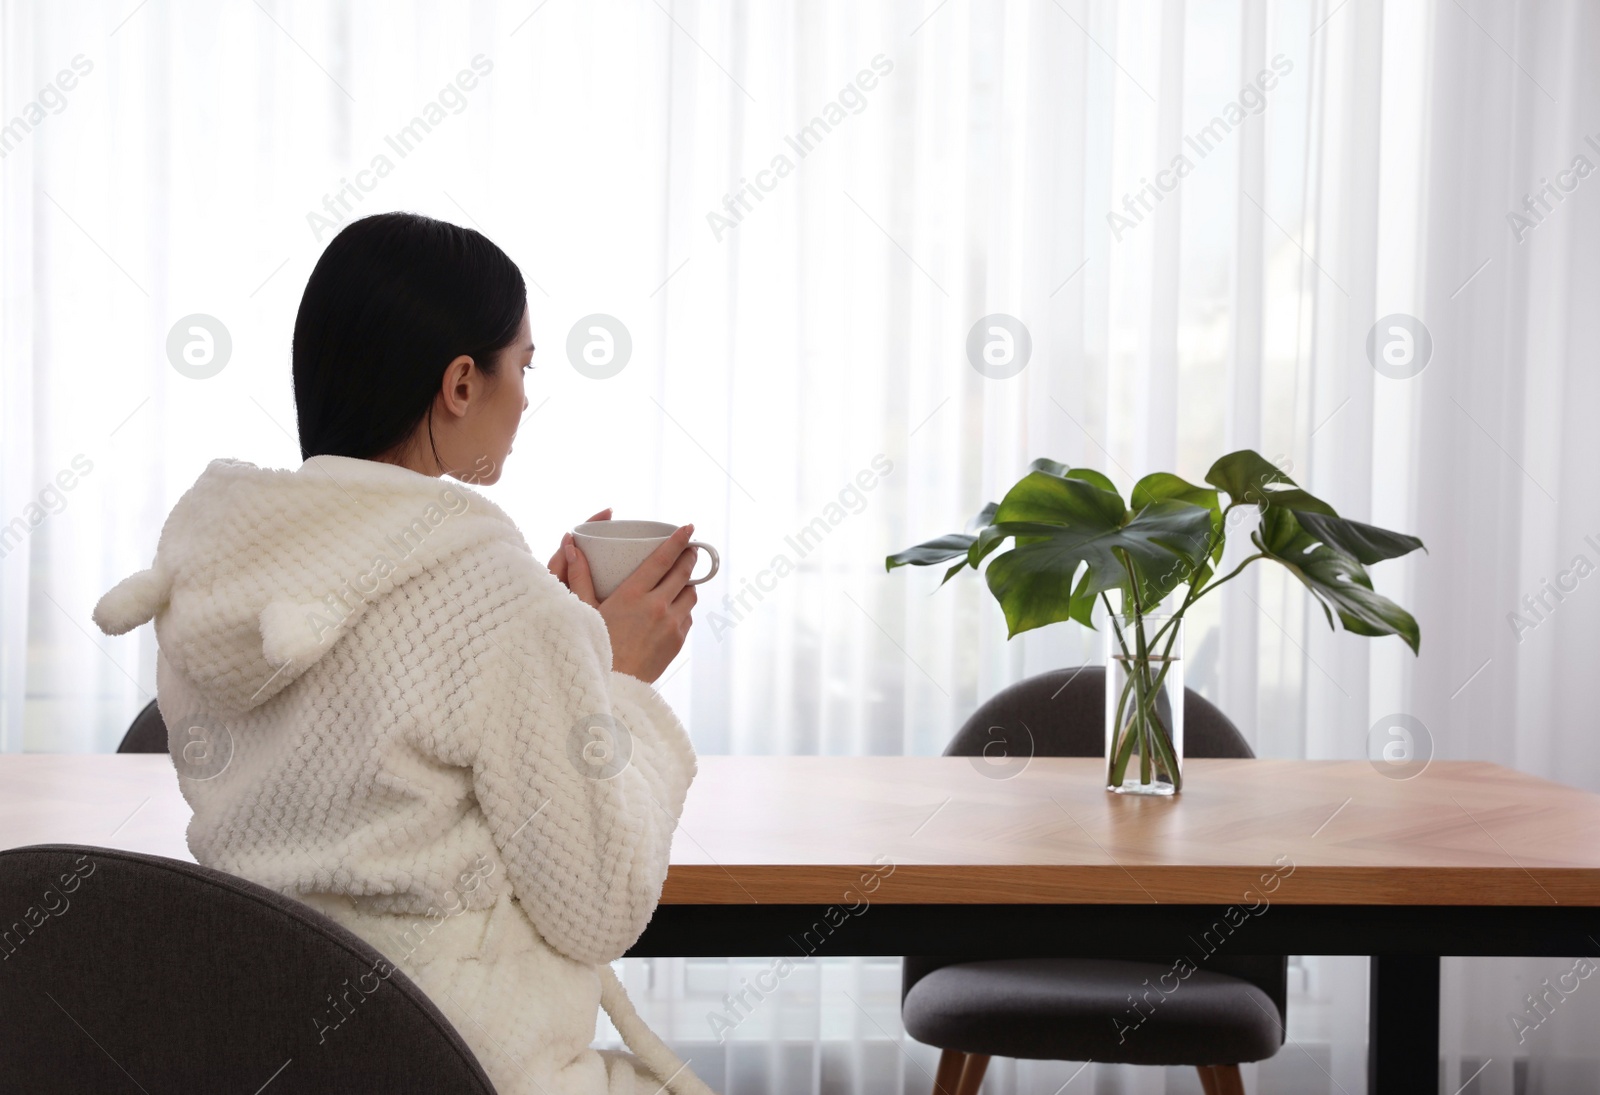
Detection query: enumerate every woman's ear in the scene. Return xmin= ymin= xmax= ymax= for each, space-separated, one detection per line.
xmin=437 ymin=354 xmax=477 ymax=419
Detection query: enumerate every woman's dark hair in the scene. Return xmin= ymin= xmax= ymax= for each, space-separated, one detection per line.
xmin=293 ymin=211 xmax=527 ymax=462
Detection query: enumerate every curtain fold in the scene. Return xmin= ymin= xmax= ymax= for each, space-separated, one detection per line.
xmin=3 ymin=1 xmax=1598 ymax=1090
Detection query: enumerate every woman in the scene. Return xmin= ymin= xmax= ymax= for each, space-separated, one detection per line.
xmin=93 ymin=212 xmax=715 ymax=1095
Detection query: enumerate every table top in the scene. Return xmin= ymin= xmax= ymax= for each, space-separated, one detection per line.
xmin=4 ymin=755 xmax=1597 ymax=907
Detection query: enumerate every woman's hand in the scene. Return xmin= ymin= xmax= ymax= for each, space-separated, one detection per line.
xmin=547 ymin=509 xmax=611 ymax=590
xmin=562 ymin=524 xmax=699 ymax=684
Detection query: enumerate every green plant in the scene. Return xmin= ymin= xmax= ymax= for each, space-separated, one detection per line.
xmin=885 ymin=450 xmax=1425 ymax=792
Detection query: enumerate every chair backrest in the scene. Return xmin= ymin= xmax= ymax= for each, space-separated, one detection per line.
xmin=115 ymin=699 xmax=167 ymax=754
xmin=0 ymin=844 xmax=496 ymax=1094
xmin=907 ymin=668 xmax=1284 ymax=1028
xmin=943 ymin=666 xmax=1255 ymax=762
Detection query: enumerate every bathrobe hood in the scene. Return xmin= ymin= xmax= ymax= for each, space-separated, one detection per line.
xmin=93 ymin=455 xmax=527 ymax=715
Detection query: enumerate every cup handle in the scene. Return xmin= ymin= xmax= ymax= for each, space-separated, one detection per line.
xmin=685 ymin=541 xmax=720 ymax=586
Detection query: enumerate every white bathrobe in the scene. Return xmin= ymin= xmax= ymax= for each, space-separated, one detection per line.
xmin=93 ymin=454 xmax=716 ymax=1095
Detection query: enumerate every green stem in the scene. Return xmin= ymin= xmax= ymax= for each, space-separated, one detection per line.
xmin=1114 ymin=553 xmax=1158 ymax=788
xmin=1139 ymin=621 xmax=1186 ymax=789
xmin=1134 ymin=613 xmax=1153 ymax=785
xmin=1147 ymin=695 xmax=1183 ymax=790
xmin=1147 ymin=552 xmax=1265 ymax=652
xmin=1113 ymin=553 xmax=1191 ymax=791
xmin=1105 ymin=595 xmax=1141 ymax=785
xmin=1107 ymin=595 xmax=1145 ymax=781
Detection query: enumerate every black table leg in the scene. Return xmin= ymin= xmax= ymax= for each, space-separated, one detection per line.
xmin=1368 ymin=954 xmax=1440 ymax=1094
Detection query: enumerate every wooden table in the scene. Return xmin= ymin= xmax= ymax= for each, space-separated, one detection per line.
xmin=5 ymin=755 xmax=1599 ymax=1094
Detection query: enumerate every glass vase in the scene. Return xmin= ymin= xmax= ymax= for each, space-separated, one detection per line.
xmin=1105 ymin=612 xmax=1184 ymax=796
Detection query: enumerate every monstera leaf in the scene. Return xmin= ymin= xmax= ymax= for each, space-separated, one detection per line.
xmin=1130 ymin=471 xmax=1223 ymax=586
xmin=1253 ymin=505 xmax=1422 ymax=653
xmin=1204 ymin=450 xmax=1426 ymax=649
xmin=883 ymin=532 xmax=975 ymax=569
xmin=1205 ymin=450 xmax=1336 ymax=515
xmin=889 ymin=463 xmax=1215 ymax=638
xmin=885 ymin=500 xmax=1004 ymax=586
xmin=1206 ymin=450 xmax=1424 ymax=561
xmin=1294 ymin=512 xmax=1425 ymax=566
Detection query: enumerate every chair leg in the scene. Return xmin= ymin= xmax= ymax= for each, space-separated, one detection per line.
xmin=932 ymin=1049 xmax=966 ymax=1095
xmin=1209 ymin=1064 xmax=1246 ymax=1095
xmin=1196 ymin=1065 xmax=1221 ymax=1095
xmin=954 ymin=1053 xmax=990 ymax=1095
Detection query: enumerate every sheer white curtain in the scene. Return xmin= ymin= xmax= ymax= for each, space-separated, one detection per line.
xmin=4 ymin=0 xmax=1599 ymax=1091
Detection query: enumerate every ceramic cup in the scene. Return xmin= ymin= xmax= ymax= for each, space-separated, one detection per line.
xmin=571 ymin=520 xmax=720 ymax=600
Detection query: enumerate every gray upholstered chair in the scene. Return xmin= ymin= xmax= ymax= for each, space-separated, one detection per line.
xmin=115 ymin=698 xmax=167 ymax=753
xmin=902 ymin=667 xmax=1285 ymax=1095
xmin=0 ymin=844 xmax=496 ymax=1094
